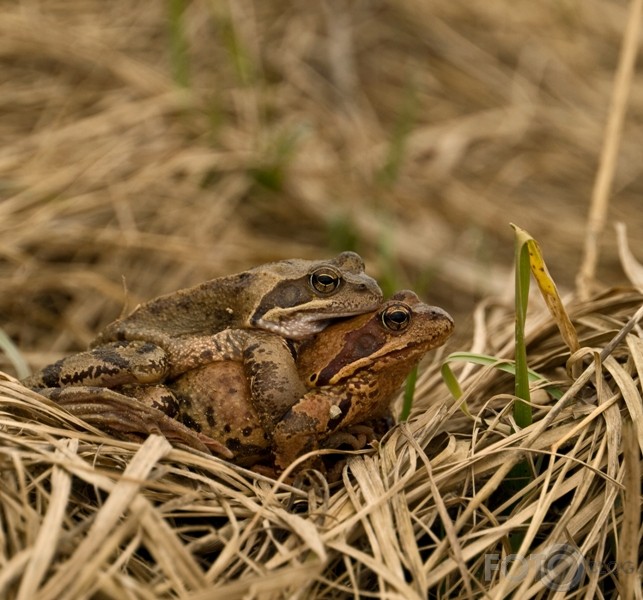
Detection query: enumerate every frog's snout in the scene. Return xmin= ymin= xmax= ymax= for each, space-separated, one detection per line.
xmin=425 ymin=306 xmax=455 ymax=341
xmin=429 ymin=306 xmax=454 ymax=326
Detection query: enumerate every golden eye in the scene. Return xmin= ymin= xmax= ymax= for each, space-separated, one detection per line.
xmin=310 ymin=268 xmax=340 ymax=294
xmin=382 ymin=305 xmax=411 ymax=331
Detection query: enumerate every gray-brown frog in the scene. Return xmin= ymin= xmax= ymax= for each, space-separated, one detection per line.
xmin=23 ymin=252 xmax=383 ymax=434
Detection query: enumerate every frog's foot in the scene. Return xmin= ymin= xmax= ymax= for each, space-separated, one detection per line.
xmin=164 ymin=331 xmax=246 ymax=374
xmin=22 ymin=341 xmax=169 ymax=389
xmin=252 ymin=459 xmax=327 ymax=485
xmin=323 ymin=420 xmax=390 ymax=451
xmin=323 ymin=429 xmax=369 ymax=451
xmin=249 ymin=463 xmax=280 ymax=479
xmin=41 ymin=386 xmax=232 ymax=458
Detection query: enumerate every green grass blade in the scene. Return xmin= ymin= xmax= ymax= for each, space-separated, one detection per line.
xmin=440 ymin=362 xmax=476 ymax=417
xmin=440 ymin=362 xmax=463 ymax=400
xmin=168 ymin=0 xmax=190 ymax=88
xmin=399 ymin=365 xmax=418 ymax=421
xmin=512 ymin=224 xmax=533 ymax=427
xmin=441 ymin=352 xmax=563 ymax=402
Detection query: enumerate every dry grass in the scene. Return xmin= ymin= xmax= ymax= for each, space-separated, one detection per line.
xmin=1 ymin=0 xmax=642 ymax=598
xmin=2 ymin=287 xmax=642 ymax=598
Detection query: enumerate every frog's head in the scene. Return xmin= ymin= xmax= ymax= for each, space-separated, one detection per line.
xmin=298 ymin=290 xmax=454 ymax=387
xmin=250 ymin=251 xmax=383 ymax=339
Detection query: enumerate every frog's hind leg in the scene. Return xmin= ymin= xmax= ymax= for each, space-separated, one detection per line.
xmin=22 ymin=341 xmax=170 ymax=389
xmin=166 ymin=330 xmax=307 ymax=432
xmin=39 ymin=386 xmax=232 ymax=458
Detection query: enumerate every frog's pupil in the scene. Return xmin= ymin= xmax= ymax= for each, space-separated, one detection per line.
xmin=383 ymin=306 xmax=410 ymax=330
xmin=311 ymin=270 xmax=340 ymax=293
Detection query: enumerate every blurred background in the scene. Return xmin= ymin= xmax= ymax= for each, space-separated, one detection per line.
xmin=1 ymin=0 xmax=642 ymax=373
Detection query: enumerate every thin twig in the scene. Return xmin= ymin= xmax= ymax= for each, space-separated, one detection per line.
xmin=577 ymin=0 xmax=643 ymax=299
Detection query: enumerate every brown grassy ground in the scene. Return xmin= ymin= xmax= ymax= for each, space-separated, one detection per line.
xmin=1 ymin=1 xmax=642 ymax=598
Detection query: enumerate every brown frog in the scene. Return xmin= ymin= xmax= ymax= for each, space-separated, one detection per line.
xmin=130 ymin=290 xmax=454 ymax=472
xmin=23 ymin=252 xmax=383 ymax=435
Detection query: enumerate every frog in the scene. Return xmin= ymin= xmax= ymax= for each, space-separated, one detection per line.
xmin=125 ymin=290 xmax=454 ymax=472
xmin=272 ymin=289 xmax=454 ymax=470
xmin=23 ymin=252 xmax=383 ymax=432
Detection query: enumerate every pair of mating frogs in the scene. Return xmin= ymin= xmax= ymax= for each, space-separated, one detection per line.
xmin=23 ymin=252 xmax=453 ymax=474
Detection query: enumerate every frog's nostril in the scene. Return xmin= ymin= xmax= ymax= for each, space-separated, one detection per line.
xmin=426 ymin=307 xmax=454 ymax=329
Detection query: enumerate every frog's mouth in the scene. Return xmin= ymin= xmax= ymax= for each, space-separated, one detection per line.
xmin=257 ymin=311 xmax=365 ymax=340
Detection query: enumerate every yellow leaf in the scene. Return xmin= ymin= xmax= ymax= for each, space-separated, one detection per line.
xmin=512 ymin=224 xmax=580 ymax=354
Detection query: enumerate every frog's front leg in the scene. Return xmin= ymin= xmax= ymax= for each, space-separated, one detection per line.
xmin=39 ymin=386 xmax=232 ymax=457
xmin=166 ymin=330 xmax=306 ymax=432
xmin=273 ymin=403 xmax=396 ymax=471
xmin=271 ymin=392 xmax=339 ymax=471
xmin=22 ymin=341 xmax=169 ymax=389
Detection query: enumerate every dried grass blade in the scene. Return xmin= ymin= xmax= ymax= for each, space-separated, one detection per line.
xmin=596 ymin=367 xmax=623 ymax=481
xmin=16 ymin=440 xmax=77 ymax=600
xmin=603 ymin=356 xmax=643 ymax=455
xmin=380 ymin=441 xmax=427 ymax=593
xmin=138 ymin=500 xmax=208 ymax=592
xmin=577 ymin=0 xmax=643 ymax=298
xmin=341 ymin=459 xmax=395 ymax=593
xmin=615 ymin=222 xmax=643 ymax=290
xmin=189 ymin=564 xmax=322 ymax=600
xmin=520 ymin=304 xmax=643 ymax=447
xmin=403 ymin=435 xmax=472 ymax=597
xmin=349 ymin=457 xmax=410 ymax=584
xmin=327 ymin=539 xmax=423 ymax=600
xmin=0 ymin=553 xmax=30 ymax=598
xmin=38 ymin=435 xmax=173 ymax=600
xmin=423 ymin=453 xmax=521 ymax=588
xmin=626 ymin=333 xmax=643 ymax=395
xmin=500 ymin=454 xmax=577 ymax=594
xmin=0 ymin=330 xmax=30 ymax=379
xmin=618 ymin=421 xmax=641 ymax=600
xmin=268 ymin=507 xmax=327 ymax=562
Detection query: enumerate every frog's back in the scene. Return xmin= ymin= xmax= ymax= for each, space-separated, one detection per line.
xmin=92 ymin=271 xmax=257 ymax=346
xmin=92 ymin=252 xmax=381 ymax=347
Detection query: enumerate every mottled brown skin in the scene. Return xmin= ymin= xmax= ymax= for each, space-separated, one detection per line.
xmin=22 ymin=252 xmax=382 ymax=436
xmin=272 ymin=290 xmax=454 ymax=469
xmin=131 ymin=291 xmax=454 ymax=472
xmin=48 ymin=384 xmax=233 ymax=457
xmin=169 ymin=363 xmax=270 ymax=466
xmin=91 ymin=251 xmax=382 ymax=378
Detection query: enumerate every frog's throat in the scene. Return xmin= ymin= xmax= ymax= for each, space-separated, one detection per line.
xmin=256 ymin=312 xmax=361 ymax=340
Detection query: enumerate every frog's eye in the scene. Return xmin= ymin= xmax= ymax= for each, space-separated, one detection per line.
xmin=310 ymin=268 xmax=341 ymax=294
xmin=382 ymin=305 xmax=411 ymax=331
